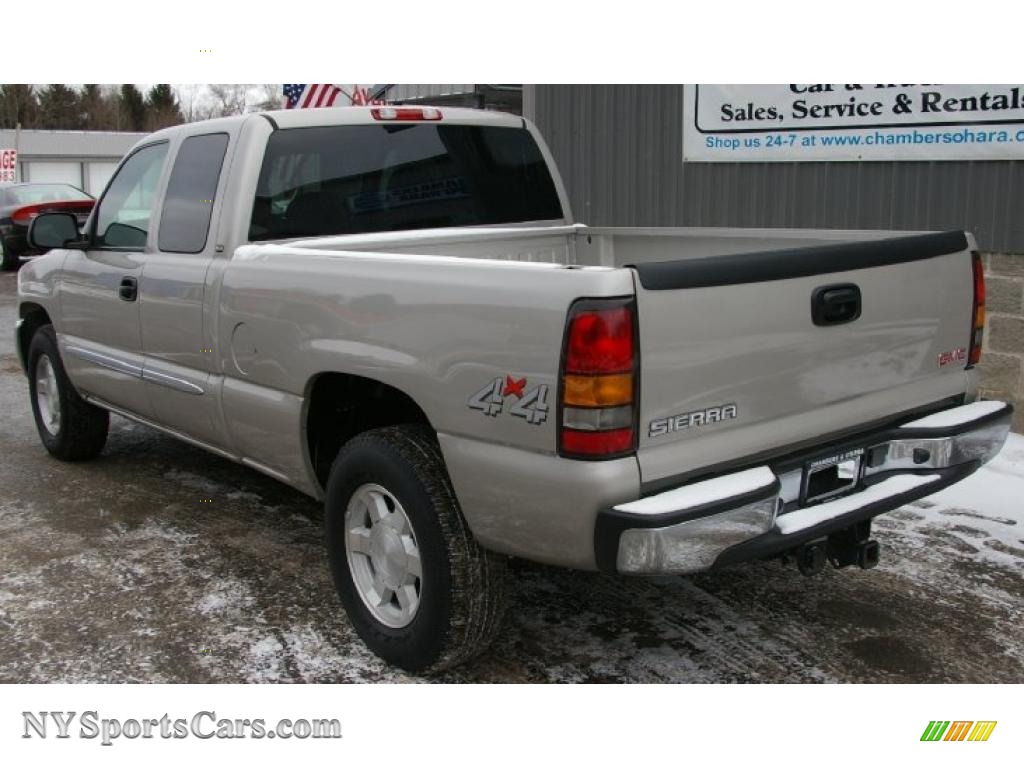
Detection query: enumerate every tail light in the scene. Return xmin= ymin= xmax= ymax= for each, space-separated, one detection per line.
xmin=968 ymin=251 xmax=985 ymax=367
xmin=558 ymin=298 xmax=638 ymax=459
xmin=370 ymin=107 xmax=442 ymax=121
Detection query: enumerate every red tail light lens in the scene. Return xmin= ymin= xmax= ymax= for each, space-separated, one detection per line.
xmin=561 ymin=427 xmax=635 ymax=456
xmin=968 ymin=252 xmax=985 ymax=367
xmin=564 ymin=306 xmax=634 ymax=374
xmin=558 ymin=298 xmax=638 ymax=459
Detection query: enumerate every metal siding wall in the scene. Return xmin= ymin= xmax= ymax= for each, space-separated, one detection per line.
xmin=385 ymin=84 xmax=477 ymax=101
xmin=527 ymin=85 xmax=1024 ymax=253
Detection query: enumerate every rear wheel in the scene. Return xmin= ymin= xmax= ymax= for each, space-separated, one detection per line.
xmin=28 ymin=325 xmax=109 ymax=460
xmin=325 ymin=424 xmax=506 ymax=672
xmin=0 ymin=240 xmax=19 ymax=271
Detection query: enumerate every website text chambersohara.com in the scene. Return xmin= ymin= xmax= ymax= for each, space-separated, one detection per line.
xmin=706 ymin=126 xmax=1024 ymax=151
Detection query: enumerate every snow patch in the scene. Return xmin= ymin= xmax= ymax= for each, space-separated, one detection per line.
xmin=900 ymin=400 xmax=1007 ymax=429
xmin=163 ymin=469 xmax=230 ymax=495
xmin=226 ymin=490 xmax=264 ymax=503
xmin=925 ymin=433 xmax=1024 ymax=531
xmin=777 ymin=474 xmax=940 ymax=534
xmin=614 ymin=466 xmax=776 ymax=515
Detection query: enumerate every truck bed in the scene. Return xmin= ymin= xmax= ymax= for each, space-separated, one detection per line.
xmin=278 ymin=223 xmax=954 ymax=269
xmin=267 ymin=224 xmax=977 ymax=489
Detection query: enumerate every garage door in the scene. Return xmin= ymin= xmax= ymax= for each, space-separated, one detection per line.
xmin=87 ymin=162 xmax=119 ymax=196
xmin=26 ymin=161 xmax=83 ymax=188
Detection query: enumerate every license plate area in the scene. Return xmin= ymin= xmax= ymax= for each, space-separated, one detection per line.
xmin=801 ymin=448 xmax=864 ymax=505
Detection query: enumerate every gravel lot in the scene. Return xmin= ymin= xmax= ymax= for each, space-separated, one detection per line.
xmin=1 ymin=268 xmax=1022 ymax=683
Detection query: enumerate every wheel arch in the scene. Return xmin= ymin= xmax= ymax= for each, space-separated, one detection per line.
xmin=17 ymin=302 xmax=53 ymax=373
xmin=303 ymin=370 xmax=436 ymax=492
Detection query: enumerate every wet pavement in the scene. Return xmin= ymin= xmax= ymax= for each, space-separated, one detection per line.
xmin=1 ymin=269 xmax=1022 ymax=683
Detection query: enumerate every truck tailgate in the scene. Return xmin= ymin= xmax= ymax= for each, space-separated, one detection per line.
xmin=630 ymin=231 xmax=976 ymax=486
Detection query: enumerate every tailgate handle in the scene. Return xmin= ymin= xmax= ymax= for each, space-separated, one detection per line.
xmin=812 ymin=284 xmax=861 ymax=326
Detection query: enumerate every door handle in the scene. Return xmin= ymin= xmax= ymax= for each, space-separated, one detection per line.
xmin=119 ymin=276 xmax=138 ymax=302
xmin=812 ymin=283 xmax=861 ymax=326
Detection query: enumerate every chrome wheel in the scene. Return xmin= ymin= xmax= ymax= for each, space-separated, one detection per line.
xmin=35 ymin=354 xmax=61 ymax=436
xmin=344 ymin=483 xmax=422 ymax=628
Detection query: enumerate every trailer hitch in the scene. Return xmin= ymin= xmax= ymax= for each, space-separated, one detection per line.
xmin=827 ymin=521 xmax=880 ymax=570
xmin=784 ymin=520 xmax=880 ymax=576
xmin=795 ymin=541 xmax=828 ymax=576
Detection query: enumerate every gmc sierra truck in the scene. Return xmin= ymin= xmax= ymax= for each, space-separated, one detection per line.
xmin=16 ymin=106 xmax=1012 ymax=672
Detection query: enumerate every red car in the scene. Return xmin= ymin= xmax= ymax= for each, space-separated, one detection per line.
xmin=0 ymin=183 xmax=94 ymax=270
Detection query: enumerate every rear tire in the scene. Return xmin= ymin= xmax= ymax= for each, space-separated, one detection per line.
xmin=28 ymin=325 xmax=109 ymax=460
xmin=0 ymin=240 xmax=19 ymax=271
xmin=325 ymin=424 xmax=506 ymax=672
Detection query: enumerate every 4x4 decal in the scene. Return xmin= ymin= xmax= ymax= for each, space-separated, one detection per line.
xmin=468 ymin=375 xmax=549 ymax=425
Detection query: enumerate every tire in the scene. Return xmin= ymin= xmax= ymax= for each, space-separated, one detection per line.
xmin=0 ymin=240 xmax=19 ymax=271
xmin=325 ymin=424 xmax=506 ymax=672
xmin=27 ymin=325 xmax=109 ymax=461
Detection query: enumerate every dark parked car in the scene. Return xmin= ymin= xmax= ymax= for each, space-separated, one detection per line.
xmin=0 ymin=183 xmax=94 ymax=270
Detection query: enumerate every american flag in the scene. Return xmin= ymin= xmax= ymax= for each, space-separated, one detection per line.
xmin=283 ymin=84 xmax=345 ymax=109
xmin=283 ymin=84 xmax=387 ymax=109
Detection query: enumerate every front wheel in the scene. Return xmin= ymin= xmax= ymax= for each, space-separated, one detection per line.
xmin=325 ymin=425 xmax=506 ymax=672
xmin=28 ymin=325 xmax=109 ymax=460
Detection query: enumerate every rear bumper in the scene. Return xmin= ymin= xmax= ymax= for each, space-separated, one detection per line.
xmin=595 ymin=400 xmax=1013 ymax=574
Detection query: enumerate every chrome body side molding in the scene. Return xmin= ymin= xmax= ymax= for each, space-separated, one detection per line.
xmin=65 ymin=344 xmax=143 ymax=378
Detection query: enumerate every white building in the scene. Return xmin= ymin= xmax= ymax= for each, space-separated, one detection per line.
xmin=0 ymin=129 xmax=145 ymax=195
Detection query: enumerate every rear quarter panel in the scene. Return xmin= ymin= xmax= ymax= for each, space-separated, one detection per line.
xmin=217 ymin=245 xmax=633 ymax=475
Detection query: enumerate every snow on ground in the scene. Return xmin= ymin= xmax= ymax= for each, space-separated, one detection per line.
xmin=926 ymin=432 xmax=1024 ymax=526
xmin=878 ymin=433 xmax=1024 ymax=578
xmin=0 ymin=426 xmax=1020 ymax=683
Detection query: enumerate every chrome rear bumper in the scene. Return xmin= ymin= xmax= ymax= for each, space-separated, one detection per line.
xmin=596 ymin=400 xmax=1013 ymax=574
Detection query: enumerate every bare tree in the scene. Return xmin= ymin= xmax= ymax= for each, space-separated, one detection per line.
xmin=173 ymin=85 xmax=283 ymax=123
xmin=208 ymin=84 xmax=251 ymax=117
xmin=177 ymin=84 xmax=210 ymax=123
xmin=252 ymin=84 xmax=283 ymax=111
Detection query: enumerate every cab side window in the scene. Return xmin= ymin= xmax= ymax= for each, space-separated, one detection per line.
xmin=158 ymin=133 xmax=230 ymax=253
xmin=94 ymin=143 xmax=169 ymax=249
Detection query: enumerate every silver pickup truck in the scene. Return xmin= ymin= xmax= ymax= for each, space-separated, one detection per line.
xmin=16 ymin=106 xmax=1012 ymax=672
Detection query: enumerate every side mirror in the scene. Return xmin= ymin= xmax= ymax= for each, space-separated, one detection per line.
xmin=28 ymin=212 xmax=85 ymax=251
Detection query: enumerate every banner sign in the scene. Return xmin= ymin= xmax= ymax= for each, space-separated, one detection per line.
xmin=683 ymin=85 xmax=1024 ymax=162
xmin=0 ymin=149 xmax=16 ymax=182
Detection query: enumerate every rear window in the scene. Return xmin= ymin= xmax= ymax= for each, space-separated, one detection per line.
xmin=249 ymin=123 xmax=563 ymax=241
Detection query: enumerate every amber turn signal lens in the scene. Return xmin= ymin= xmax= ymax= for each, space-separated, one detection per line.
xmin=563 ymin=373 xmax=633 ymax=407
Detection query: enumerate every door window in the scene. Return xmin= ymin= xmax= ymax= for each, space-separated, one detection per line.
xmin=94 ymin=143 xmax=169 ymax=249
xmin=158 ymin=133 xmax=230 ymax=253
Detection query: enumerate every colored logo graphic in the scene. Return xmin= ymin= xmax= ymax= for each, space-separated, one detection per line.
xmin=921 ymin=721 xmax=997 ymax=742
